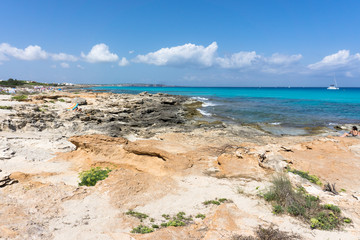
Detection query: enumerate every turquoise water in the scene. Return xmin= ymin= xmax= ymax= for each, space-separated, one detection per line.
xmin=90 ymin=86 xmax=360 ymax=130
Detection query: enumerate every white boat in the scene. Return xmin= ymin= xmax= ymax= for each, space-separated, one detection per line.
xmin=327 ymin=75 xmax=339 ymax=90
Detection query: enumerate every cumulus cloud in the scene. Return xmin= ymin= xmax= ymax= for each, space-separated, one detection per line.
xmin=77 ymin=64 xmax=85 ymax=70
xmin=216 ymin=51 xmax=260 ymax=68
xmin=81 ymin=43 xmax=119 ymax=63
xmin=266 ymin=53 xmax=302 ymax=65
xmin=308 ymin=50 xmax=360 ymax=70
xmin=60 ymin=62 xmax=70 ymax=68
xmin=118 ymin=57 xmax=129 ymax=66
xmin=51 ymin=53 xmax=78 ymax=62
xmin=0 ymin=43 xmax=48 ymax=60
xmin=133 ymin=42 xmax=218 ymax=67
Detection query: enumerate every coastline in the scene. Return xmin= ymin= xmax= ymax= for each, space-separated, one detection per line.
xmin=1 ymin=89 xmax=360 ymax=239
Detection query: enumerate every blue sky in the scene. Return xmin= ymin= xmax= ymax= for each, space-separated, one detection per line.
xmin=1 ymin=0 xmax=360 ymax=86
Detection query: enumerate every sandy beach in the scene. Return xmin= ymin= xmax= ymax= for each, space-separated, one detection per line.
xmin=1 ymin=90 xmax=360 ymax=240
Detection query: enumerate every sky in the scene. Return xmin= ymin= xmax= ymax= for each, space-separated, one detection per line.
xmin=1 ymin=0 xmax=360 ymax=87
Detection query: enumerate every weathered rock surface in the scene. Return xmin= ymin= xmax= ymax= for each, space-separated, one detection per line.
xmin=1 ymin=92 xmax=360 ymax=239
xmin=0 ymin=92 xmax=207 ymax=138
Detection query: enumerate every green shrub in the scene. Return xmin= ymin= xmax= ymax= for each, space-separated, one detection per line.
xmin=203 ymin=200 xmax=220 ymax=205
xmin=310 ymin=212 xmax=341 ymax=230
xmin=160 ymin=212 xmax=193 ymax=228
xmin=343 ymin=218 xmax=352 ymax=223
xmin=272 ymin=205 xmax=284 ymax=215
xmin=323 ymin=204 xmax=341 ymax=214
xmin=152 ymin=224 xmax=159 ymax=228
xmin=263 ymin=174 xmax=346 ymax=230
xmin=195 ymin=214 xmax=206 ymax=219
xmin=126 ymin=210 xmax=148 ymax=220
xmin=164 ymin=219 xmax=185 ymax=227
xmin=203 ymin=198 xmax=231 ymax=206
xmin=11 ymin=95 xmax=28 ymax=101
xmin=78 ymin=167 xmax=112 ymax=186
xmin=0 ymin=106 xmax=12 ymax=110
xmin=288 ymin=168 xmax=322 ymax=185
xmin=58 ymin=98 xmax=65 ymax=102
xmin=131 ymin=225 xmax=153 ymax=234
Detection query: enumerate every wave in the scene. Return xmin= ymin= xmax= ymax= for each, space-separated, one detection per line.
xmin=191 ymin=97 xmax=208 ymax=101
xmin=198 ymin=109 xmax=212 ymax=116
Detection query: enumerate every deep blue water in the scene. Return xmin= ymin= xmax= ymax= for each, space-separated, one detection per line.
xmin=90 ymin=86 xmax=360 ymax=131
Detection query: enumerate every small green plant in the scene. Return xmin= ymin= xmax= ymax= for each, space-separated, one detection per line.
xmin=126 ymin=210 xmax=148 ymax=220
xmin=203 ymin=198 xmax=231 ymax=206
xmin=58 ymin=98 xmax=65 ymax=102
xmin=343 ymin=218 xmax=352 ymax=223
xmin=164 ymin=219 xmax=186 ymax=227
xmin=49 ymin=100 xmax=55 ymax=104
xmin=272 ymin=205 xmax=284 ymax=215
xmin=340 ymin=188 xmax=346 ymax=192
xmin=78 ymin=167 xmax=112 ymax=186
xmin=0 ymin=106 xmax=12 ymax=110
xmin=323 ymin=204 xmax=341 ymax=214
xmin=288 ymin=168 xmax=322 ymax=185
xmin=160 ymin=212 xmax=193 ymax=228
xmin=11 ymin=94 xmax=28 ymax=101
xmin=203 ymin=200 xmax=221 ymax=205
xmin=152 ymin=224 xmax=159 ymax=228
xmin=195 ymin=214 xmax=206 ymax=219
xmin=131 ymin=225 xmax=153 ymax=234
xmin=256 ymin=186 xmax=260 ymax=190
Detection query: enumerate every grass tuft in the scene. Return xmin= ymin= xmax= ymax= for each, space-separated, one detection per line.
xmin=288 ymin=168 xmax=322 ymax=185
xmin=11 ymin=95 xmax=28 ymax=101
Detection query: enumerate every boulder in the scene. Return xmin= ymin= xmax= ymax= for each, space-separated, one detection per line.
xmin=74 ymin=97 xmax=87 ymax=105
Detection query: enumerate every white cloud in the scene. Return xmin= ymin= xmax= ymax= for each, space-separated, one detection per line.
xmin=0 ymin=43 xmax=48 ymax=60
xmin=133 ymin=42 xmax=218 ymax=67
xmin=129 ymin=50 xmax=134 ymax=54
xmin=266 ymin=53 xmax=302 ymax=65
xmin=60 ymin=62 xmax=70 ymax=68
xmin=51 ymin=53 xmax=78 ymax=62
xmin=77 ymin=64 xmax=85 ymax=70
xmin=308 ymin=50 xmax=360 ymax=70
xmin=51 ymin=64 xmax=57 ymax=68
xmin=81 ymin=43 xmax=119 ymax=63
xmin=216 ymin=51 xmax=260 ymax=68
xmin=118 ymin=57 xmax=129 ymax=66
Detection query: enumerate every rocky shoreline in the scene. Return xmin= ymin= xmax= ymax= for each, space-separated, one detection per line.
xmin=1 ymin=90 xmax=360 ymax=239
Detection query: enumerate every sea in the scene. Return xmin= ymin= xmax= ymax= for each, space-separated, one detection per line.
xmin=89 ymin=86 xmax=360 ymax=135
